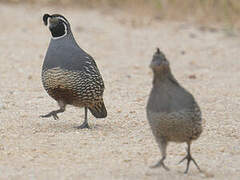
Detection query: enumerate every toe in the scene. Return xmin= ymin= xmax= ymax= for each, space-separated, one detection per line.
xmin=76 ymin=123 xmax=90 ymax=129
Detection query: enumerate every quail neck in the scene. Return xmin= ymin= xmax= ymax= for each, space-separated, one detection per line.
xmin=44 ymin=35 xmax=87 ymax=72
xmin=153 ymin=66 xmax=169 ymax=80
xmin=149 ymin=69 xmax=194 ymax=113
xmin=152 ymin=66 xmax=179 ymax=87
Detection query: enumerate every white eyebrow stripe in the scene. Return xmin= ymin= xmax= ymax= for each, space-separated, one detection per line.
xmin=57 ymin=17 xmax=68 ymax=24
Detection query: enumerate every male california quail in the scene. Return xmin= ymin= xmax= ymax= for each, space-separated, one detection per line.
xmin=40 ymin=14 xmax=107 ymax=129
xmin=146 ymin=48 xmax=202 ymax=173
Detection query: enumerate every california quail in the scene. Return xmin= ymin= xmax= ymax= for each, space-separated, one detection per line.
xmin=40 ymin=14 xmax=107 ymax=129
xmin=146 ymin=48 xmax=202 ymax=173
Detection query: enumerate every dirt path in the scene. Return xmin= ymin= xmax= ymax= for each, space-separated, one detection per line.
xmin=0 ymin=3 xmax=240 ymax=180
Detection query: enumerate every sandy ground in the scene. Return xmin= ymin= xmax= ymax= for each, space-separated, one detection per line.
xmin=0 ymin=3 xmax=240 ymax=180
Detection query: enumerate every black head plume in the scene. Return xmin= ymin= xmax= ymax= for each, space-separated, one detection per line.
xmin=150 ymin=47 xmax=169 ymax=70
xmin=154 ymin=47 xmax=166 ymax=60
xmin=43 ymin=14 xmax=51 ymax=26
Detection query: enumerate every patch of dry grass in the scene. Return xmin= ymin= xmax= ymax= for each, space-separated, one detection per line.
xmin=1 ymin=0 xmax=240 ymax=27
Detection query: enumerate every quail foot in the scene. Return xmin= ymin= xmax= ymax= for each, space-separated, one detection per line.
xmin=40 ymin=14 xmax=107 ymax=129
xmin=146 ymin=48 xmax=202 ymax=173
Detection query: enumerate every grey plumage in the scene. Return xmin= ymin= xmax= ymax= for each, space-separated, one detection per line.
xmin=41 ymin=14 xmax=107 ymax=128
xmin=146 ymin=48 xmax=202 ymax=173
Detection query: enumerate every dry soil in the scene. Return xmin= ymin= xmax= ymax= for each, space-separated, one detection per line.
xmin=0 ymin=3 xmax=240 ymax=180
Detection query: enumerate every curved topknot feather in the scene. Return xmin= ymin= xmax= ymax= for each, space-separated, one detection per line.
xmin=43 ymin=14 xmax=51 ymax=26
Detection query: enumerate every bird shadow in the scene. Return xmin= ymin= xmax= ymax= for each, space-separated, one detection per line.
xmin=31 ymin=119 xmax=113 ymax=135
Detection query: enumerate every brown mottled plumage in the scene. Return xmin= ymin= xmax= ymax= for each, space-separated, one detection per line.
xmin=42 ymin=67 xmax=104 ymax=109
xmin=146 ymin=48 xmax=202 ymax=173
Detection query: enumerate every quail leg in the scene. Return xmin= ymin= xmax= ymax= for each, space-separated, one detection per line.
xmin=40 ymin=101 xmax=66 ymax=120
xmin=76 ymin=107 xmax=90 ymax=129
xmin=151 ymin=138 xmax=169 ymax=171
xmin=178 ymin=142 xmax=201 ymax=174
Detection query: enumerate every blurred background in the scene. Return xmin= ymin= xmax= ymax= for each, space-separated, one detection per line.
xmin=1 ymin=0 xmax=240 ymax=29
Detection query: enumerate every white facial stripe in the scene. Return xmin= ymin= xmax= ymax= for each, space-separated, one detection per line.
xmin=51 ymin=23 xmax=67 ymax=40
xmin=57 ymin=17 xmax=68 ymax=24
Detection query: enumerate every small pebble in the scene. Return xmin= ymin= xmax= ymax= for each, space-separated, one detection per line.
xmin=0 ymin=99 xmax=4 ymax=110
xmin=189 ymin=74 xmax=197 ymax=79
xmin=181 ymin=50 xmax=186 ymax=55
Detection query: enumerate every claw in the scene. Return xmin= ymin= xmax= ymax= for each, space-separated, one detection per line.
xmin=52 ymin=113 xmax=59 ymax=120
xmin=178 ymin=142 xmax=202 ymax=174
xmin=178 ymin=153 xmax=201 ymax=173
xmin=150 ymin=158 xmax=169 ymax=171
xmin=40 ymin=111 xmax=59 ymax=120
xmin=75 ymin=107 xmax=91 ymax=129
xmin=76 ymin=122 xmax=90 ymax=129
xmin=178 ymin=156 xmax=187 ymax=164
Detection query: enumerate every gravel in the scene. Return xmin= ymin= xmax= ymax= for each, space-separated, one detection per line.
xmin=0 ymin=3 xmax=239 ymax=180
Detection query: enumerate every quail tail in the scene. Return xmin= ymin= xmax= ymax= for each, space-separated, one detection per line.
xmin=88 ymin=100 xmax=107 ymax=118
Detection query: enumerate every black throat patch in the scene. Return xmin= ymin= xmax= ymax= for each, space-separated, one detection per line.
xmin=50 ymin=22 xmax=66 ymax=38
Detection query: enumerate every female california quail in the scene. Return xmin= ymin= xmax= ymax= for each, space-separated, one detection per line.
xmin=146 ymin=48 xmax=202 ymax=173
xmin=40 ymin=14 xmax=107 ymax=129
